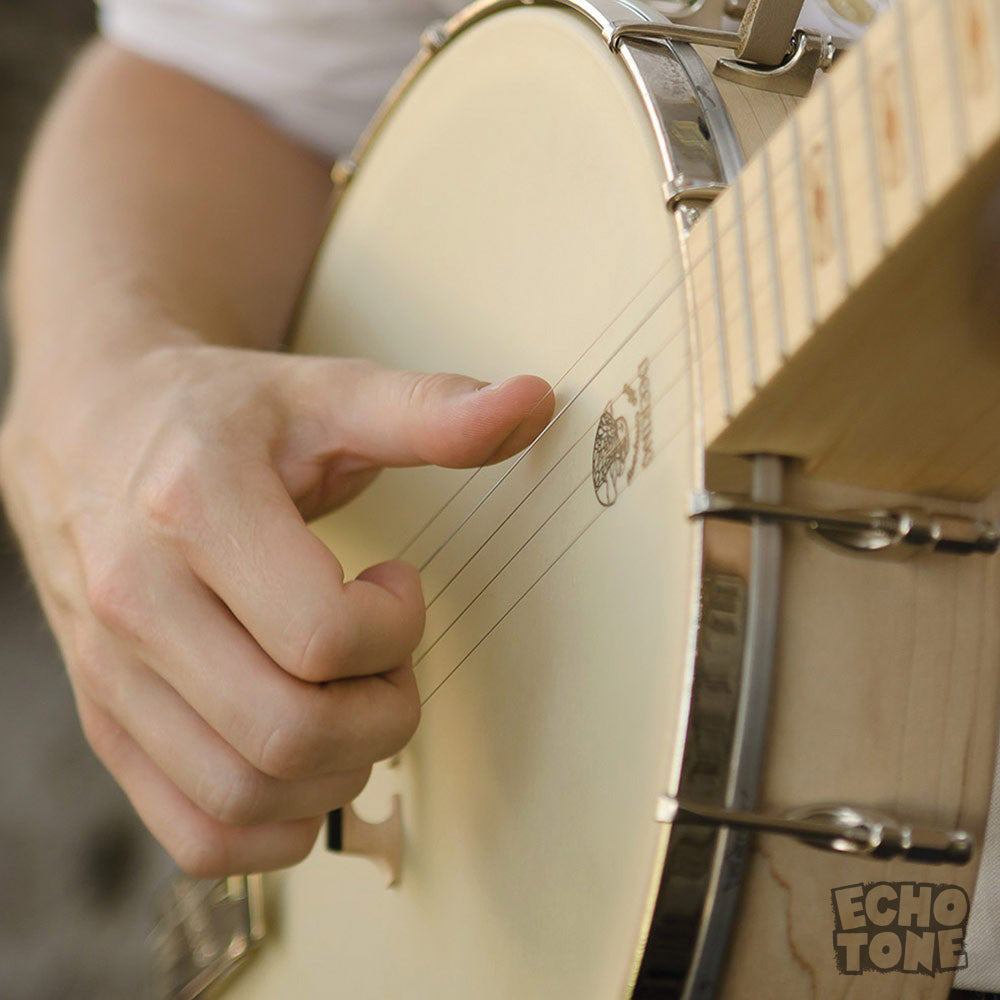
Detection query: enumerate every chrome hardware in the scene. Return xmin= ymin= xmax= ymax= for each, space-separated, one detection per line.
xmin=151 ymin=874 xmax=265 ymax=1000
xmin=657 ymin=796 xmax=974 ymax=865
xmin=420 ymin=20 xmax=449 ymax=53
xmin=690 ymin=491 xmax=1000 ymax=556
xmin=608 ymin=20 xmax=835 ymax=98
xmin=715 ymin=29 xmax=836 ymax=96
xmin=331 ymin=158 xmax=358 ymax=190
xmin=337 ymin=2 xmax=744 ymax=210
xmin=649 ymin=0 xmax=708 ymax=15
xmin=608 ymin=22 xmax=743 ymax=51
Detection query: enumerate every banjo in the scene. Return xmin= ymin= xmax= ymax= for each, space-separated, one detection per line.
xmin=154 ymin=0 xmax=1000 ymax=996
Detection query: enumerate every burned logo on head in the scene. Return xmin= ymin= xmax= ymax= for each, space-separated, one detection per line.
xmin=592 ymin=358 xmax=654 ymax=507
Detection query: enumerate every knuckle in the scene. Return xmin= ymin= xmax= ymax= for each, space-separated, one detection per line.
xmin=171 ymin=833 xmax=233 ymax=880
xmin=82 ymin=554 xmax=148 ymax=640
xmin=70 ymin=629 xmax=120 ymax=705
xmin=294 ymin=611 xmax=359 ymax=682
xmin=197 ymin=759 xmax=265 ymax=827
xmin=136 ymin=452 xmax=203 ymax=538
xmin=398 ymin=371 xmax=452 ymax=412
xmin=77 ymin=701 xmax=119 ymax=758
xmin=73 ymin=648 xmax=117 ymax=705
xmin=386 ymin=688 xmax=421 ymax=756
xmin=256 ymin=709 xmax=326 ymax=781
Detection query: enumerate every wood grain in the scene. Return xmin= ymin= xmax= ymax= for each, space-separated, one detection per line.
xmin=696 ymin=0 xmax=1000 ymax=500
xmin=716 ymin=470 xmax=1000 ymax=998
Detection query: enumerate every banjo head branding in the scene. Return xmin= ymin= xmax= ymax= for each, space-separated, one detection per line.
xmin=831 ymin=881 xmax=969 ymax=976
xmin=592 ymin=357 xmax=654 ymax=507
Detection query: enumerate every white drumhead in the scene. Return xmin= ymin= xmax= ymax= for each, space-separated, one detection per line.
xmin=241 ymin=6 xmax=699 ymax=997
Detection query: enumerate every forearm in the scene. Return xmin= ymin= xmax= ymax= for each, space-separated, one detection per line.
xmin=5 ymin=38 xmax=333 ymax=388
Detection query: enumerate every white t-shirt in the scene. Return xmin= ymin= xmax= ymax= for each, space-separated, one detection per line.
xmin=94 ymin=0 xmax=997 ymax=992
xmin=97 ymin=0 xmax=460 ymax=158
xmin=96 ymin=0 xmax=888 ymax=159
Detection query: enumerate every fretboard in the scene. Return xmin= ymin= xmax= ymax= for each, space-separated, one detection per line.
xmin=689 ymin=0 xmax=1000 ymax=499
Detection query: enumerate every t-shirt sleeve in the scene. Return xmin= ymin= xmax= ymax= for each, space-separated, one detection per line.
xmin=95 ymin=0 xmax=442 ymax=158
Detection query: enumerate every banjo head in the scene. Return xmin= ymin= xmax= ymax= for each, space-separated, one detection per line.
xmin=159 ymin=3 xmax=1000 ymax=997
xmin=246 ymin=3 xmax=734 ymax=997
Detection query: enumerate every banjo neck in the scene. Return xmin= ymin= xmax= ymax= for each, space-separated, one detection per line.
xmin=690 ymin=0 xmax=1000 ymax=500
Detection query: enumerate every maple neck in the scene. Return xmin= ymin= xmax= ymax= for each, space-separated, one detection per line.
xmin=688 ymin=0 xmax=1000 ymax=499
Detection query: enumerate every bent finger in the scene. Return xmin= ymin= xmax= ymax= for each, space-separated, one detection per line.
xmin=78 ymin=643 xmax=371 ymax=825
xmin=98 ymin=564 xmax=421 ymax=776
xmin=161 ymin=458 xmax=425 ymax=681
xmin=76 ymin=695 xmax=324 ymax=877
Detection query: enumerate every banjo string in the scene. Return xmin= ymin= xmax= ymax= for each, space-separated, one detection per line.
xmin=419 ymin=404 xmax=690 ymax=706
xmin=422 ymin=318 xmax=684 ymax=610
xmin=375 ymin=0 xmax=935 ymax=575
xmin=393 ymin=119 xmax=816 ymax=577
xmin=371 ymin=48 xmax=903 ymax=696
xmin=416 ymin=369 xmax=690 ymax=693
xmin=393 ymin=254 xmax=675 ymax=565
xmin=416 ymin=272 xmax=682 ymax=581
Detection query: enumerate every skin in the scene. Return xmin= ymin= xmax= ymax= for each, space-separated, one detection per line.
xmin=0 ymin=40 xmax=554 ymax=877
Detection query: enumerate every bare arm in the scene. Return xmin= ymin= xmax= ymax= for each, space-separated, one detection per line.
xmin=7 ymin=39 xmax=332 ymax=366
xmin=1 ymin=40 xmax=552 ymax=875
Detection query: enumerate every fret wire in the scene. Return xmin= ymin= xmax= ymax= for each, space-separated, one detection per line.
xmin=761 ymin=147 xmax=788 ymax=360
xmin=821 ymin=75 xmax=852 ymax=292
xmin=790 ymin=113 xmax=818 ymax=330
xmin=392 ymin=0 xmax=974 ymax=581
xmin=858 ymin=40 xmax=888 ymax=251
xmin=733 ymin=176 xmax=759 ymax=388
xmin=940 ymin=0 xmax=970 ymax=162
xmin=708 ymin=210 xmax=733 ymax=416
xmin=897 ymin=0 xmax=927 ymax=206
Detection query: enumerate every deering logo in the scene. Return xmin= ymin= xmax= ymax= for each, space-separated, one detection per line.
xmin=592 ymin=358 xmax=654 ymax=507
xmin=831 ymin=882 xmax=969 ymax=976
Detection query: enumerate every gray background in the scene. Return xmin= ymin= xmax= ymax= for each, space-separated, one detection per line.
xmin=1 ymin=4 xmax=175 ymax=998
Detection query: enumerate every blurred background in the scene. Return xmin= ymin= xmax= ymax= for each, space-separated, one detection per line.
xmin=0 ymin=3 xmax=175 ymax=998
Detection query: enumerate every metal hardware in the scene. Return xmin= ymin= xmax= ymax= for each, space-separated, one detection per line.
xmin=608 ymin=21 xmax=835 ymax=98
xmin=634 ymin=455 xmax=781 ymax=999
xmin=331 ymin=158 xmax=357 ymax=189
xmin=151 ymin=873 xmax=265 ymax=1000
xmin=336 ymin=1 xmax=744 ymax=211
xmin=658 ymin=796 xmax=974 ymax=865
xmin=735 ymin=0 xmax=806 ymax=66
xmin=690 ymin=491 xmax=1000 ymax=556
xmin=649 ymin=0 xmax=708 ymax=15
xmin=715 ymin=29 xmax=836 ymax=96
xmin=608 ymin=22 xmax=743 ymax=51
xmin=420 ymin=20 xmax=449 ymax=53
xmin=313 ymin=6 xmax=748 ymax=996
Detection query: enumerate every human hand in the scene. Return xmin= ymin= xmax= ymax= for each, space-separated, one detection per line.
xmin=0 ymin=339 xmax=553 ymax=875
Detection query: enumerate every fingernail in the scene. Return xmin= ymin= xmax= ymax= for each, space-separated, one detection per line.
xmin=477 ymin=376 xmax=515 ymax=392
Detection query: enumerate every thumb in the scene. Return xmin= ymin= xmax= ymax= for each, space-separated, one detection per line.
xmin=281 ymin=357 xmax=555 ymax=469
